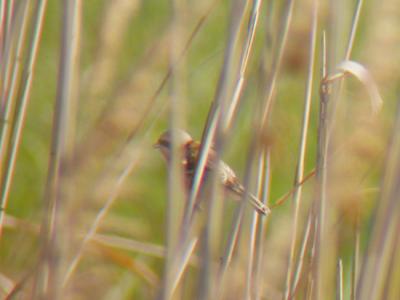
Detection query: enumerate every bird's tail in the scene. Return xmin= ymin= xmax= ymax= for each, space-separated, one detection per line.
xmin=248 ymin=192 xmax=271 ymax=216
xmin=226 ymin=180 xmax=271 ymax=216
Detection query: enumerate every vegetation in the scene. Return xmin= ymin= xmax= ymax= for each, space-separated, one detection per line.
xmin=0 ymin=0 xmax=399 ymax=299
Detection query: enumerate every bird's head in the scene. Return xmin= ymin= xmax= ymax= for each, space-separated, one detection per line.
xmin=153 ymin=129 xmax=193 ymax=161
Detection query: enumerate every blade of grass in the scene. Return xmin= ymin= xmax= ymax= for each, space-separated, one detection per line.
xmin=350 ymin=217 xmax=360 ymax=300
xmin=91 ymin=234 xmax=167 ymax=261
xmin=328 ymin=0 xmax=364 ymax=133
xmin=337 ymin=259 xmax=343 ymax=300
xmin=218 ymin=0 xmax=295 ymax=294
xmin=313 ymin=30 xmax=330 ymax=300
xmin=166 ymin=237 xmax=199 ymax=299
xmin=344 ymin=0 xmax=364 ymax=61
xmin=290 ymin=212 xmax=313 ymax=298
xmin=356 ymin=98 xmax=400 ymax=300
xmin=36 ymin=0 xmax=80 ymax=297
xmin=0 ymin=1 xmax=5 ymax=56
xmin=124 ymin=0 xmax=219 ymax=144
xmin=160 ymin=0 xmax=187 ymax=298
xmin=62 ymin=139 xmax=149 ymax=287
xmin=271 ymin=169 xmax=316 ymax=208
xmin=283 ymin=2 xmax=318 ymax=298
xmin=195 ymin=1 xmax=250 ymax=298
xmin=260 ymin=0 xmax=295 ymax=127
xmin=381 ymin=218 xmax=400 ymax=300
xmin=184 ymin=0 xmax=248 ymax=230
xmin=94 ymin=243 xmax=159 ymax=288
xmin=306 ymin=217 xmax=318 ymax=300
xmin=245 ymin=147 xmax=268 ymax=300
xmin=0 ymin=0 xmax=47 ymax=239
xmin=252 ymin=151 xmax=271 ymax=300
xmin=0 ymin=0 xmax=30 ymax=165
xmin=223 ymin=0 xmax=263 ymax=130
xmin=0 ymin=0 xmax=15 ymax=80
xmin=61 ymin=0 xmax=216 ymax=289
xmin=199 ymin=0 xmax=266 ymax=298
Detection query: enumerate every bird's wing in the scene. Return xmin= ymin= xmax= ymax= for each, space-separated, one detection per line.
xmin=188 ymin=141 xmax=270 ymax=216
xmin=219 ymin=161 xmax=270 ymax=216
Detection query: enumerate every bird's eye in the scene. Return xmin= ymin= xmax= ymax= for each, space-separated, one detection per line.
xmin=159 ymin=140 xmax=170 ymax=148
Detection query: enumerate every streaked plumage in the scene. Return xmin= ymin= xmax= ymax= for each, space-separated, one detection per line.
xmin=154 ymin=130 xmax=270 ymax=216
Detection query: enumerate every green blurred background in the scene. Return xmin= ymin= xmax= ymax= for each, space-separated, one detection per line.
xmin=2 ymin=0 xmax=399 ymax=298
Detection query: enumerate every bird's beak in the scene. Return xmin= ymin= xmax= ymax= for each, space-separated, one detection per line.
xmin=153 ymin=142 xmax=160 ymax=149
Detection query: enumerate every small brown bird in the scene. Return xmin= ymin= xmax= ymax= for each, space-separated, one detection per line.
xmin=154 ymin=130 xmax=270 ymax=216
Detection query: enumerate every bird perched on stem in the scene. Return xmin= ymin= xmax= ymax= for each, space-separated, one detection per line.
xmin=154 ymin=130 xmax=270 ymax=216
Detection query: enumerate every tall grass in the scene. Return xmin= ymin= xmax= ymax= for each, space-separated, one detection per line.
xmin=0 ymin=0 xmax=398 ymax=299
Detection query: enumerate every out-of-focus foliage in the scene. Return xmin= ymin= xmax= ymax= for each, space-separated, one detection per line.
xmin=1 ymin=0 xmax=400 ymax=299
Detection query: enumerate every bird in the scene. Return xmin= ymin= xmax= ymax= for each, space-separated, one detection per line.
xmin=153 ymin=129 xmax=270 ymax=216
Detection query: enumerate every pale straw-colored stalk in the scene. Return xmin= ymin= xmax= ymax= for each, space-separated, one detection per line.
xmin=0 ymin=0 xmax=47 ymax=239
xmin=195 ymin=1 xmax=250 ymax=298
xmin=160 ymin=0 xmax=187 ymax=298
xmin=245 ymin=149 xmax=268 ymax=300
xmin=37 ymin=0 xmax=80 ymax=298
xmin=356 ymin=100 xmax=400 ymax=299
xmin=313 ymin=30 xmax=329 ymax=300
xmin=283 ymin=1 xmax=318 ymax=298
xmin=350 ymin=220 xmax=360 ymax=300
xmin=62 ymin=2 xmax=215 ymax=292
xmin=337 ymin=259 xmax=343 ymax=300
xmin=218 ymin=0 xmax=295 ymax=295
xmin=290 ymin=212 xmax=314 ymax=298
xmin=184 ymin=0 xmax=248 ymax=230
xmin=0 ymin=1 xmax=30 ymax=164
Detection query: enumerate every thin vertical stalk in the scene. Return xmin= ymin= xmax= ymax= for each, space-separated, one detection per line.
xmin=336 ymin=259 xmax=343 ymax=300
xmin=307 ymin=218 xmax=318 ymax=300
xmin=210 ymin=0 xmax=266 ymax=292
xmin=162 ymin=1 xmax=251 ymax=295
xmin=314 ymin=31 xmax=330 ymax=300
xmin=350 ymin=218 xmax=360 ymax=300
xmin=0 ymin=1 xmax=5 ymax=56
xmin=39 ymin=0 xmax=80 ymax=298
xmin=357 ymin=98 xmax=400 ymax=299
xmin=284 ymin=1 xmax=318 ymax=298
xmin=218 ymin=0 xmax=295 ymax=292
xmin=340 ymin=4 xmax=364 ymax=299
xmin=381 ymin=217 xmax=400 ymax=300
xmin=0 ymin=0 xmax=30 ymax=168
xmin=245 ymin=150 xmax=269 ymax=300
xmin=223 ymin=0 xmax=263 ymax=130
xmin=290 ymin=212 xmax=313 ymax=297
xmin=0 ymin=0 xmax=19 ymax=103
xmin=260 ymin=0 xmax=295 ymax=127
xmin=196 ymin=1 xmax=249 ymax=298
xmin=62 ymin=3 xmax=215 ymax=294
xmin=184 ymin=0 xmax=247 ymax=230
xmin=306 ymin=277 xmax=314 ymax=300
xmin=160 ymin=0 xmax=187 ymax=298
xmin=201 ymin=0 xmax=264 ymax=297
xmin=217 ymin=135 xmax=258 ymax=295
xmin=124 ymin=0 xmax=218 ymax=145
xmin=244 ymin=159 xmax=263 ymax=300
xmin=62 ymin=146 xmax=144 ymax=286
xmin=344 ymin=0 xmax=363 ymax=61
xmin=253 ymin=151 xmax=271 ymax=300
xmin=0 ymin=0 xmax=27 ymax=135
xmin=4 ymin=0 xmax=14 ymax=40
xmin=168 ymin=237 xmax=198 ymax=298
xmin=328 ymin=0 xmax=364 ymax=132
xmin=0 ymin=0 xmax=14 ymax=70
xmin=0 ymin=0 xmax=47 ymax=238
